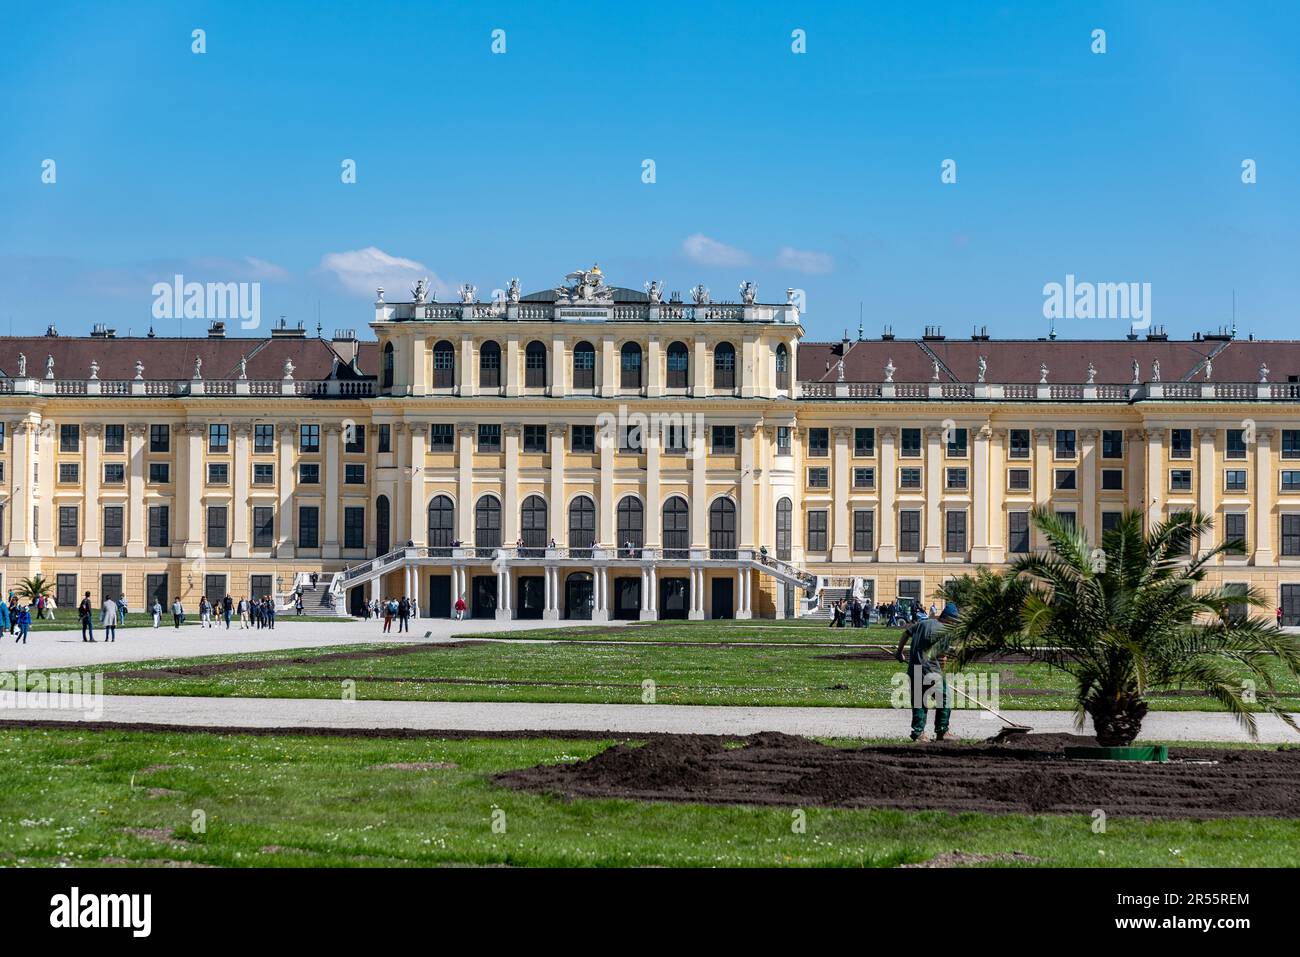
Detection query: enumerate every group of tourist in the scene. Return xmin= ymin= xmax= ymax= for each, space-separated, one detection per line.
xmin=364 ymin=596 xmax=417 ymax=632
xmin=189 ymin=594 xmax=279 ymax=630
xmin=0 ymin=590 xmax=64 ymax=643
xmin=825 ymin=597 xmax=941 ymax=629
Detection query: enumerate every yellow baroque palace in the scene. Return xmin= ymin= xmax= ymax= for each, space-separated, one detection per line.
xmin=3 ymin=267 xmax=1299 ymax=623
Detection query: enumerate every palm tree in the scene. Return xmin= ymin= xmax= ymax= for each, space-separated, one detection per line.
xmin=16 ymin=574 xmax=53 ymax=602
xmin=942 ymin=508 xmax=1300 ymax=746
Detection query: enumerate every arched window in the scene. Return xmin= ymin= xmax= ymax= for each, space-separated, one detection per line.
xmin=617 ymin=496 xmax=644 ymax=556
xmin=520 ymin=494 xmax=547 ymax=554
xmin=381 ymin=342 xmax=394 ymax=389
xmin=432 ymin=340 xmax=455 ymax=389
xmin=666 ymin=341 xmax=690 ymax=389
xmin=662 ymin=495 xmax=689 ymax=559
xmin=620 ymin=342 xmax=643 ymax=390
xmin=713 ymin=341 xmax=736 ymax=390
xmin=709 ymin=498 xmax=737 ymax=556
xmin=775 ymin=343 xmax=790 ymax=390
xmin=475 ymin=495 xmax=501 ymax=550
xmin=427 ymin=494 xmax=455 ymax=549
xmin=568 ymin=496 xmax=596 ymax=557
xmin=525 ymin=340 xmax=547 ymax=388
xmin=479 ymin=340 xmax=501 ymax=389
xmin=776 ymin=497 xmax=792 ymax=561
xmin=572 ymin=341 xmax=596 ymax=390
xmin=376 ymin=494 xmax=391 ymax=555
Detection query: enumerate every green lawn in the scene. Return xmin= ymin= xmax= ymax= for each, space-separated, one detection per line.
xmin=0 ymin=726 xmax=1291 ymax=868
xmin=14 ymin=613 xmax=352 ymax=632
xmin=36 ymin=631 xmax=1300 ymax=713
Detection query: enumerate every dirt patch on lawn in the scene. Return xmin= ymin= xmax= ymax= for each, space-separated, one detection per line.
xmin=367 ymin=761 xmax=458 ymax=771
xmin=106 ymin=642 xmax=484 ymax=679
xmin=495 ymin=732 xmax=1300 ymax=820
xmin=122 ymin=827 xmax=190 ymax=847
xmin=901 ymin=850 xmax=1042 ymax=868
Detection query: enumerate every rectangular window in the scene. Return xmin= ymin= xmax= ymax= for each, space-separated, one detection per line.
xmin=900 ymin=428 xmax=921 ymax=458
xmin=104 ymin=424 xmax=125 ymax=453
xmin=1101 ymin=469 xmax=1124 ymax=490
xmin=58 ymin=506 xmax=78 ymax=546
xmin=1170 ymin=469 xmax=1193 ymax=492
xmin=776 ymin=427 xmax=791 ymax=454
xmin=429 ymin=423 xmax=455 ymax=451
xmin=620 ymin=425 xmax=644 ymax=453
xmin=103 ymin=462 xmax=125 ymax=485
xmin=523 ymin=424 xmax=547 ymax=453
xmin=344 ymin=506 xmax=365 ymax=549
xmin=898 ymin=510 xmax=921 ymax=553
xmin=711 ymin=425 xmax=736 ymax=454
xmin=58 ymin=463 xmax=79 ymax=484
xmin=1056 ymin=510 xmax=1077 ymax=530
xmin=1055 ymin=429 xmax=1077 ymax=459
xmin=478 ymin=424 xmax=501 ymax=453
xmin=1283 ymin=471 xmax=1300 ymax=492
xmin=298 ymin=506 xmax=320 ymax=549
xmin=807 ymin=467 xmax=829 ymax=488
xmin=1008 ymin=511 xmax=1030 ymax=553
xmin=345 ymin=464 xmax=365 ymax=484
xmin=1225 ymin=582 xmax=1249 ymax=623
xmin=207 ymin=506 xmax=227 ymax=548
xmin=1226 ymin=429 xmax=1247 ymax=459
xmin=60 ymin=423 xmax=80 ymax=452
xmin=378 ymin=423 xmax=391 ymax=453
xmin=344 ymin=424 xmax=366 ymax=454
xmin=150 ymin=424 xmax=169 ymax=453
xmin=897 ymin=579 xmax=922 ymax=604
xmin=101 ymin=573 xmax=122 ymax=601
xmin=204 ymin=575 xmax=226 ymax=605
xmin=945 ymin=467 xmax=968 ymax=491
xmin=946 ymin=428 xmax=968 ymax=458
xmin=854 ymin=427 xmax=875 ymax=457
xmin=1283 ymin=430 xmax=1300 ymax=459
xmin=254 ymin=424 xmax=275 ymax=453
xmin=945 ymin=510 xmax=967 ymax=553
xmin=1224 ymin=512 xmax=1248 ymax=553
xmin=253 ymin=507 xmax=274 ymax=548
xmin=806 ymin=510 xmax=828 ymax=552
xmin=208 ymin=462 xmax=229 ymax=486
xmin=1225 ymin=469 xmax=1247 ymax=492
xmin=1055 ymin=468 xmax=1077 ymax=490
xmin=1282 ymin=514 xmax=1300 ymax=556
xmin=298 ymin=463 xmax=320 ymax=484
xmin=1008 ymin=429 xmax=1030 ymax=459
xmin=148 ymin=505 xmax=169 ymax=547
xmin=900 ymin=467 xmax=922 ymax=490
xmin=1101 ymin=511 xmax=1122 ymax=533
xmin=1007 ymin=468 xmax=1030 ymax=492
xmin=571 ymin=425 xmax=595 ymax=453
xmin=208 ymin=423 xmax=229 ymax=453
xmin=56 ymin=574 xmax=77 ymax=609
xmin=853 ymin=467 xmax=875 ymax=489
xmin=299 ymin=424 xmax=320 ymax=453
xmin=1170 ymin=428 xmax=1193 ymax=459
xmin=103 ymin=506 xmax=124 ymax=547
xmin=253 ymin=463 xmax=274 ymax=485
xmin=250 ymin=574 xmax=272 ymax=598
xmin=808 ymin=428 xmax=829 ymax=457
xmin=1101 ymin=429 xmax=1124 ymax=459
xmin=148 ymin=462 xmax=169 ymax=484
xmin=853 ymin=510 xmax=874 ymax=552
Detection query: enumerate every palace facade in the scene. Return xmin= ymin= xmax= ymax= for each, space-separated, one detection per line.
xmin=3 ymin=266 xmax=1300 ymax=623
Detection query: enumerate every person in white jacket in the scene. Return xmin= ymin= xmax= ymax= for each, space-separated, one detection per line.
xmin=101 ymin=595 xmax=119 ymax=642
xmin=152 ymin=599 xmax=162 ymax=628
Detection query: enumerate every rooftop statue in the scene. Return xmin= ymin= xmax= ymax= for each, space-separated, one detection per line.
xmin=884 ymin=358 xmax=896 ymax=383
xmin=459 ymin=283 xmax=476 ymax=304
xmin=1039 ymin=362 xmax=1049 ymax=385
xmin=739 ymin=280 xmax=757 ymax=305
xmin=932 ymin=359 xmax=941 ymax=381
xmin=690 ymin=283 xmax=710 ymax=306
xmin=1131 ymin=358 xmax=1140 ymax=384
xmin=507 ymin=278 xmax=520 ymax=303
xmin=1152 ymin=359 xmax=1161 ymax=383
xmin=645 ymin=280 xmax=663 ymax=304
xmin=283 ymin=358 xmax=295 ymax=381
xmin=45 ymin=353 xmax=55 ymax=379
xmin=16 ymin=353 xmax=26 ymax=377
xmin=1205 ymin=358 xmax=1213 ymax=381
xmin=555 ymin=264 xmax=614 ymax=304
xmin=135 ymin=359 xmax=145 ymax=381
xmin=1086 ymin=362 xmax=1097 ymax=385
xmin=1260 ymin=362 xmax=1270 ymax=383
xmin=89 ymin=359 xmax=100 ymax=380
xmin=977 ymin=355 xmax=987 ymax=383
xmin=411 ymin=278 xmax=429 ymax=303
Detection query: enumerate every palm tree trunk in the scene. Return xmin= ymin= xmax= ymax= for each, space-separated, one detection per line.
xmin=1086 ymin=694 xmax=1148 ymax=747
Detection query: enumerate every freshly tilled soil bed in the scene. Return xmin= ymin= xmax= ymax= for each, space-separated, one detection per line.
xmin=494 ymin=731 xmax=1300 ymax=819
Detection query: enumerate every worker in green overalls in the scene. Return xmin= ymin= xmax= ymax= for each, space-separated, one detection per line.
xmin=894 ymin=601 xmax=961 ymax=741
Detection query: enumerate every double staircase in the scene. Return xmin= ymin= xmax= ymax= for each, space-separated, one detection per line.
xmin=282 ymin=573 xmax=350 ymax=617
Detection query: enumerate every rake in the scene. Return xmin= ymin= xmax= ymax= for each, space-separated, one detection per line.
xmin=946 ymin=682 xmax=1033 ymax=742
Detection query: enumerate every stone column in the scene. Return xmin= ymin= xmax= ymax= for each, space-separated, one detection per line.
xmin=923 ymin=426 xmax=943 ymax=561
xmin=323 ymin=422 xmax=341 ymax=558
xmin=1145 ymin=428 xmax=1164 ymax=532
xmin=231 ymin=421 xmax=251 ymax=558
xmin=36 ymin=420 xmax=54 ymax=551
xmin=408 ymin=423 xmax=428 ymax=545
xmin=126 ymin=423 xmax=146 ymax=557
xmin=599 ymin=424 xmax=615 ymax=546
xmin=740 ymin=425 xmax=757 ymax=550
xmin=1125 ymin=429 xmax=1145 ymax=516
xmin=276 ymin=421 xmax=297 ymax=557
xmin=689 ymin=566 xmax=704 ymax=620
xmin=877 ymin=427 xmax=897 ymax=562
xmin=692 ymin=339 xmax=708 ymax=397
xmin=1033 ymin=427 xmax=1053 ymax=548
xmin=458 ymin=422 xmax=475 ymax=545
xmin=986 ymin=427 xmax=1005 ymax=564
xmin=1197 ymin=427 xmax=1217 ymax=556
xmin=645 ymin=423 xmax=661 ymax=547
xmin=1254 ymin=428 xmax=1274 ymax=565
xmin=549 ymin=424 xmax=566 ymax=545
xmin=8 ymin=422 xmax=33 ymax=556
xmin=82 ymin=423 xmax=102 ymax=557
xmin=831 ymin=426 xmax=850 ymax=562
xmin=970 ymin=424 xmax=993 ymax=563
xmin=503 ymin=424 xmax=521 ymax=545
xmin=1080 ymin=428 xmax=1098 ymax=539
xmin=691 ymin=426 xmax=707 ymax=548
xmin=551 ymin=336 xmax=567 ymax=398
xmin=646 ymin=337 xmax=662 ymax=398
xmin=505 ymin=337 xmax=521 ymax=397
xmin=740 ymin=336 xmax=757 ymax=399
xmin=182 ymin=423 xmax=203 ymax=559
xmin=599 ymin=336 xmax=616 ymax=398
xmin=459 ymin=337 xmax=475 ymax=397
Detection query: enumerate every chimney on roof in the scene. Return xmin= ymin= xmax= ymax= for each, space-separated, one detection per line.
xmin=270 ymin=316 xmax=306 ymax=339
xmin=922 ymin=325 xmax=945 ymax=341
xmin=1146 ymin=325 xmax=1168 ymax=341
xmin=90 ymin=323 xmax=116 ymax=339
xmin=331 ymin=328 xmax=360 ymax=363
xmin=971 ymin=325 xmax=990 ymax=341
xmin=44 ymin=323 xmax=59 ymax=337
xmin=881 ymin=325 xmax=895 ymax=341
xmin=207 ymin=320 xmax=226 ymax=338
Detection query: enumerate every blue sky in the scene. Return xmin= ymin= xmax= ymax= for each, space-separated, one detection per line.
xmin=0 ymin=0 xmax=1296 ymax=342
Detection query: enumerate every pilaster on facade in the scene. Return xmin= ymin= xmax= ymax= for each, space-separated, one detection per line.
xmin=81 ymin=423 xmax=103 ymax=557
xmin=322 ymin=422 xmax=342 ymax=558
xmin=1254 ymin=427 xmax=1275 ymax=566
xmin=125 ymin=422 xmax=147 ymax=557
xmin=876 ymin=426 xmax=897 ymax=562
xmin=1079 ymin=428 xmax=1099 ymax=537
xmin=923 ymin=426 xmax=943 ymax=562
xmin=276 ymin=420 xmax=298 ymax=558
xmin=831 ymin=426 xmax=851 ymax=562
xmin=230 ymin=421 xmax=252 ymax=558
xmin=970 ymin=424 xmax=995 ymax=563
xmin=1196 ymin=427 xmax=1217 ymax=556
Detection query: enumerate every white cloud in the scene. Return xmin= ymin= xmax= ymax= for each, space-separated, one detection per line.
xmin=682 ymin=233 xmax=752 ymax=267
xmin=776 ymin=246 xmax=834 ymax=275
xmin=243 ymin=256 xmax=291 ymax=281
xmin=320 ymin=246 xmax=453 ymax=298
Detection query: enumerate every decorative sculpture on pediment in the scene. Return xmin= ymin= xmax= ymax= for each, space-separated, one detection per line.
xmin=739 ymin=281 xmax=757 ymax=305
xmin=555 ymin=264 xmax=615 ymax=304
